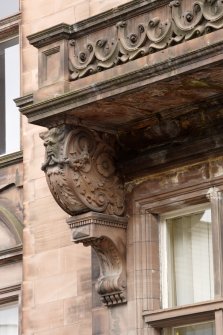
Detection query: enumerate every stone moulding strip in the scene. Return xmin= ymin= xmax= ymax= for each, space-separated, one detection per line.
xmin=27 ymin=0 xmax=170 ymax=48
xmin=0 ymin=284 xmax=21 ymax=305
xmin=0 ymin=12 xmax=21 ymax=41
xmin=27 ymin=23 xmax=71 ymax=48
xmin=143 ymin=299 xmax=223 ymax=328
xmin=0 ymin=151 xmax=23 ymax=169
xmin=67 ymin=212 xmax=128 ymax=229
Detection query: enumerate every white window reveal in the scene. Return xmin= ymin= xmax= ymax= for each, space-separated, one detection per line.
xmin=161 ymin=204 xmax=214 ymax=308
xmin=0 ymin=303 xmax=18 ymax=335
xmin=0 ymin=37 xmax=20 ymax=155
xmin=164 ymin=321 xmax=215 ymax=335
xmin=0 ymin=1 xmax=19 ymax=20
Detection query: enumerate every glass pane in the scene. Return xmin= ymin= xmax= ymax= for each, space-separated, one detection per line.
xmin=173 ymin=321 xmax=215 ymax=335
xmin=0 ymin=220 xmax=17 ymax=250
xmin=167 ymin=209 xmax=214 ymax=306
xmin=0 ymin=1 xmax=19 ymax=20
xmin=5 ymin=42 xmax=20 ymax=154
xmin=0 ymin=303 xmax=18 ymax=335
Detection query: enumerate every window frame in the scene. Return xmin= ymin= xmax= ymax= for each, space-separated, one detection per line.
xmin=0 ymin=12 xmax=21 ymax=158
xmin=0 ymin=200 xmax=23 ymax=335
xmin=160 ymin=203 xmax=214 ymax=309
xmin=139 ymin=182 xmax=223 ymax=334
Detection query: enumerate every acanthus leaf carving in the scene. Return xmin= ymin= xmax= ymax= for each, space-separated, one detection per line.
xmin=68 ymin=0 xmax=223 ymax=80
xmin=40 ymin=125 xmax=125 ymax=216
xmin=67 ymin=212 xmax=128 ymax=306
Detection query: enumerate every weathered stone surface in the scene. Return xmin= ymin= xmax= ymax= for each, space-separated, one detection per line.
xmin=40 ymin=125 xmax=125 ymax=216
xmin=67 ymin=211 xmax=128 ymax=306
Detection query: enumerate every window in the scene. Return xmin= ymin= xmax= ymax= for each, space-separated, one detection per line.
xmin=142 ymin=187 xmax=223 ymax=334
xmin=0 ymin=2 xmax=19 ymax=20
xmin=161 ymin=205 xmax=214 ymax=308
xmin=164 ymin=321 xmax=215 ymax=335
xmin=0 ymin=36 xmax=20 ymax=155
xmin=0 ymin=204 xmax=23 ymax=335
xmin=0 ymin=303 xmax=19 ymax=335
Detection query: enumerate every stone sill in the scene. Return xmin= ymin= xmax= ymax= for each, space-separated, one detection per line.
xmin=0 ymin=151 xmax=23 ymax=169
xmin=0 ymin=12 xmax=21 ymax=40
xmin=0 ymin=284 xmax=21 ymax=304
xmin=0 ymin=245 xmax=23 ymax=266
xmin=143 ymin=299 xmax=223 ymax=328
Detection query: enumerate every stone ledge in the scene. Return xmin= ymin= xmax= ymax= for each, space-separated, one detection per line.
xmin=0 ymin=151 xmax=23 ymax=169
xmin=143 ymin=299 xmax=223 ymax=328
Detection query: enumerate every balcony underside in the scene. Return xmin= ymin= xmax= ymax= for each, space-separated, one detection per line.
xmin=17 ymin=0 xmax=223 ymax=180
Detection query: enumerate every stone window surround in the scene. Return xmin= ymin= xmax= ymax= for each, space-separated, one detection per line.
xmin=134 ymin=180 xmax=223 ymax=334
xmin=0 ymin=216 xmax=23 ymax=333
xmin=0 ymin=12 xmax=21 ymax=159
xmin=0 ymin=245 xmax=22 ymax=305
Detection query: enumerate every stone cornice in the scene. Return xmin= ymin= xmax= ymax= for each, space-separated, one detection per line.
xmin=0 ymin=284 xmax=21 ymax=304
xmin=67 ymin=211 xmax=128 ymax=230
xmin=0 ymin=12 xmax=20 ymax=40
xmin=18 ymin=35 xmax=223 ymax=127
xmin=27 ymin=23 xmax=71 ymax=48
xmin=27 ymin=0 xmax=170 ymax=48
xmin=0 ymin=245 xmax=23 ymax=266
xmin=0 ymin=151 xmax=23 ymax=169
xmin=14 ymin=94 xmax=33 ymax=109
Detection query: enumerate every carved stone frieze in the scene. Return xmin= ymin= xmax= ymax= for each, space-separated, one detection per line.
xmin=69 ymin=0 xmax=223 ymax=80
xmin=40 ymin=125 xmax=125 ymax=216
xmin=67 ymin=212 xmax=128 ymax=306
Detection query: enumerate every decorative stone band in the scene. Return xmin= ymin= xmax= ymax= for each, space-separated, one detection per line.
xmin=27 ymin=0 xmax=223 ymax=84
xmin=40 ymin=125 xmax=125 ymax=216
xmin=67 ymin=212 xmax=128 ymax=306
xmin=67 ymin=211 xmax=128 ymax=230
xmin=68 ymin=0 xmax=223 ymax=80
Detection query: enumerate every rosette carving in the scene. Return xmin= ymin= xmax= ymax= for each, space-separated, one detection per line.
xmin=40 ymin=126 xmax=125 ymax=216
xmin=147 ymin=17 xmax=172 ymax=51
xmin=117 ymin=21 xmax=147 ymax=61
xmin=170 ymin=1 xmax=204 ymax=40
xmin=202 ymin=0 xmax=223 ymax=31
xmin=69 ymin=40 xmax=96 ymax=80
xmin=95 ymin=39 xmax=120 ymax=71
xmin=68 ymin=0 xmax=223 ymax=80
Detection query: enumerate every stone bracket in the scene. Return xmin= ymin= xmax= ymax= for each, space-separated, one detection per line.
xmin=67 ymin=211 xmax=128 ymax=306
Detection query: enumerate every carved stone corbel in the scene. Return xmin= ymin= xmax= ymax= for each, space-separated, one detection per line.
xmin=39 ymin=125 xmax=125 ymax=216
xmin=67 ymin=211 xmax=128 ymax=306
xmin=40 ymin=125 xmax=127 ymax=306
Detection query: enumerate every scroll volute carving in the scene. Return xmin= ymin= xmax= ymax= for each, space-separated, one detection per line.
xmin=67 ymin=212 xmax=128 ymax=306
xmin=40 ymin=125 xmax=125 ymax=216
xmin=69 ymin=0 xmax=223 ymax=80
